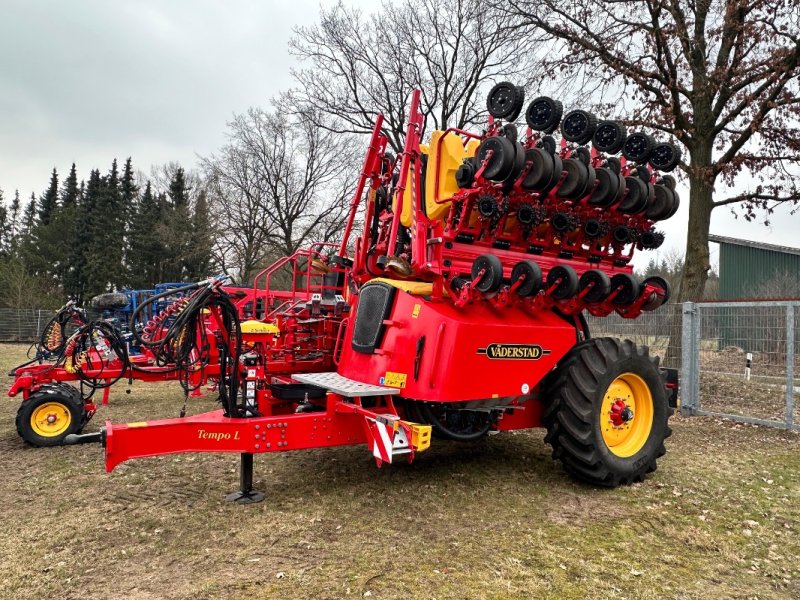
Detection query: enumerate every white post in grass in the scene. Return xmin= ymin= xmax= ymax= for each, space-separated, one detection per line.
xmin=745 ymin=352 xmax=752 ymax=381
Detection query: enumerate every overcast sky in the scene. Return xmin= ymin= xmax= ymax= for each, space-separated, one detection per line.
xmin=1 ymin=0 xmax=796 ymax=270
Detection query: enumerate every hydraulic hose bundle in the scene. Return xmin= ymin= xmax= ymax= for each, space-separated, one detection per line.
xmin=63 ymin=320 xmax=130 ymax=392
xmin=129 ymin=277 xmax=244 ymax=417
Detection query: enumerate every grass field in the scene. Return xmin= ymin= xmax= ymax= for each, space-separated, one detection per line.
xmin=2 ymin=342 xmax=800 ymax=599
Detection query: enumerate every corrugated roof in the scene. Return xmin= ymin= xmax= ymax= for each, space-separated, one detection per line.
xmin=709 ymin=234 xmax=800 ymax=257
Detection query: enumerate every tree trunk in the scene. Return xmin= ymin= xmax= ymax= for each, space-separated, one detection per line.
xmin=664 ymin=144 xmax=716 ymax=367
xmin=677 ymin=174 xmax=714 ymax=302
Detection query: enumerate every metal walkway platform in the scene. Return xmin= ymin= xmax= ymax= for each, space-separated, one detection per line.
xmin=292 ymin=372 xmax=400 ymax=397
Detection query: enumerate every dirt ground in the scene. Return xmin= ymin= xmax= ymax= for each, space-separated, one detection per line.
xmin=2 ymin=342 xmax=800 ymax=600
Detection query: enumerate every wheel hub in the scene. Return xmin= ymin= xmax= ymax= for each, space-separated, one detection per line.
xmin=609 ymin=399 xmax=634 ymax=426
xmin=30 ymin=402 xmax=72 ymax=437
xmin=600 ymin=373 xmax=655 ymax=458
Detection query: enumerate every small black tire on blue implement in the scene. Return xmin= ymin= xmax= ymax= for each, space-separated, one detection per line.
xmin=542 ymin=337 xmax=672 ymax=487
xmin=91 ymin=292 xmax=129 ymax=310
xmin=471 ymin=254 xmax=504 ymax=294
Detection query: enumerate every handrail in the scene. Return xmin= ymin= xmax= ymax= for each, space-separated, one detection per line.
xmin=252 ymin=242 xmax=343 ymax=310
xmin=432 ymin=127 xmax=483 ymax=205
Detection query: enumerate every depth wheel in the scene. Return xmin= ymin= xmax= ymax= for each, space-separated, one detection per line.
xmin=511 ymin=260 xmax=543 ymax=297
xmin=543 ymin=338 xmax=672 ymax=487
xmin=546 ymin=265 xmax=579 ymax=300
xmin=610 ymin=273 xmax=640 ymax=305
xmin=471 ymin=254 xmax=504 ymax=294
xmin=579 ymin=269 xmax=611 ymax=303
xmin=16 ymin=385 xmax=86 ymax=447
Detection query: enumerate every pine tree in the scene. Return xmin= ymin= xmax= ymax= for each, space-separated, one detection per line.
xmin=65 ymin=169 xmax=101 ymax=300
xmin=38 ymin=168 xmax=59 ymax=225
xmin=23 ymin=195 xmax=36 ymax=235
xmin=185 ymin=189 xmax=214 ymax=279
xmin=161 ymin=167 xmax=193 ymax=281
xmin=120 ymin=158 xmax=138 ymax=285
xmin=7 ymin=191 xmax=21 ymax=252
xmin=168 ymin=167 xmax=189 ymax=208
xmin=128 ymin=180 xmax=167 ymax=287
xmin=83 ymin=161 xmax=126 ymax=296
xmin=0 ymin=187 xmax=7 ymax=256
xmin=61 ymin=163 xmax=80 ymax=207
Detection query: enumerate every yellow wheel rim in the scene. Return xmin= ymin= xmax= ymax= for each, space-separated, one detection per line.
xmin=30 ymin=402 xmax=72 ymax=437
xmin=600 ymin=372 xmax=654 ymax=458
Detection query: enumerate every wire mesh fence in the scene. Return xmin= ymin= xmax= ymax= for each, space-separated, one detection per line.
xmin=0 ymin=309 xmax=53 ymax=343
xmin=3 ymin=300 xmax=798 ymax=431
xmin=680 ymin=301 xmax=799 ymax=431
xmin=586 ymin=303 xmax=682 ymax=370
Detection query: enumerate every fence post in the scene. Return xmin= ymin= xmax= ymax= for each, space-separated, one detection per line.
xmin=681 ymin=301 xmax=699 ymax=415
xmin=785 ymin=304 xmax=795 ymax=429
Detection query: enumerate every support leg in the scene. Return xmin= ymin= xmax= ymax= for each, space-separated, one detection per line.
xmin=225 ymin=453 xmax=265 ymax=504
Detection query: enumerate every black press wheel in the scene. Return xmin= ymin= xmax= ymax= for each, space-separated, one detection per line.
xmin=641 ymin=276 xmax=672 ymax=311
xmin=556 ymin=158 xmax=591 ymax=200
xmin=560 ymin=110 xmax=598 ymax=145
xmin=610 ymin=273 xmax=640 ymax=305
xmin=476 ymin=136 xmax=517 ymax=181
xmin=665 ymin=189 xmax=680 ymax=219
xmin=618 ymin=176 xmax=650 ymax=214
xmin=588 ymin=167 xmax=619 ymax=207
xmin=540 ymin=135 xmax=558 ymax=156
xmin=511 ymin=260 xmax=543 ymax=297
xmin=622 ymin=132 xmax=655 ymax=163
xmin=646 ymin=184 xmax=676 ymax=221
xmin=542 ymin=337 xmax=672 ymax=487
xmin=521 ymin=148 xmax=555 ymax=191
xmin=593 ymin=120 xmax=627 ymax=154
xmin=471 ymin=254 xmax=504 ymax=294
xmin=15 ymin=384 xmax=86 ymax=447
xmin=487 ymin=82 xmax=525 ymax=121
xmin=525 ymin=96 xmax=563 ymax=133
xmin=546 ymin=265 xmax=579 ymax=300
xmin=659 ymin=174 xmax=677 ymax=190
xmin=649 ymin=142 xmax=682 ymax=172
xmin=579 ymin=269 xmax=612 ymax=303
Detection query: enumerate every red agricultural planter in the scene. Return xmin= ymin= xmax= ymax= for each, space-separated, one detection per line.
xmin=63 ymin=83 xmax=680 ymax=501
xmin=8 ymin=252 xmax=337 ymax=447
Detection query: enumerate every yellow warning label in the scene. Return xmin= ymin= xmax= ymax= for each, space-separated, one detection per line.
xmin=127 ymin=421 xmax=148 ymax=429
xmin=412 ymin=303 xmax=421 ymax=318
xmin=383 ymin=371 xmax=408 ymax=388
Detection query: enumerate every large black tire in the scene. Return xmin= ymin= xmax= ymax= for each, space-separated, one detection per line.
xmin=542 ymin=338 xmax=673 ymax=487
xmin=16 ymin=384 xmax=86 ymax=447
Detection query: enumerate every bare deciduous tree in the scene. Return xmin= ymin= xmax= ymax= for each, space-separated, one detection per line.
xmin=289 ymin=0 xmax=543 ymax=151
xmin=506 ymin=0 xmax=800 ymax=302
xmin=201 ymin=109 xmax=358 ymax=282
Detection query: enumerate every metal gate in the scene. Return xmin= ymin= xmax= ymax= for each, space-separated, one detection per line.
xmin=680 ymin=301 xmax=799 ymax=431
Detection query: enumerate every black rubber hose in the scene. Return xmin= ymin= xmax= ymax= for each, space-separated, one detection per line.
xmin=129 ymin=282 xmax=202 ymax=348
xmin=418 ymin=401 xmax=492 ymax=441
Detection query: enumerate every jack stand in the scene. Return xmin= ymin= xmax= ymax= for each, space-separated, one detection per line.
xmin=225 ymin=453 xmax=265 ymax=504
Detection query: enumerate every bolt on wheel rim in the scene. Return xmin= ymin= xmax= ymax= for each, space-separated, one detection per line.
xmin=600 ymin=373 xmax=654 ymax=458
xmin=30 ymin=402 xmax=72 ymax=437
